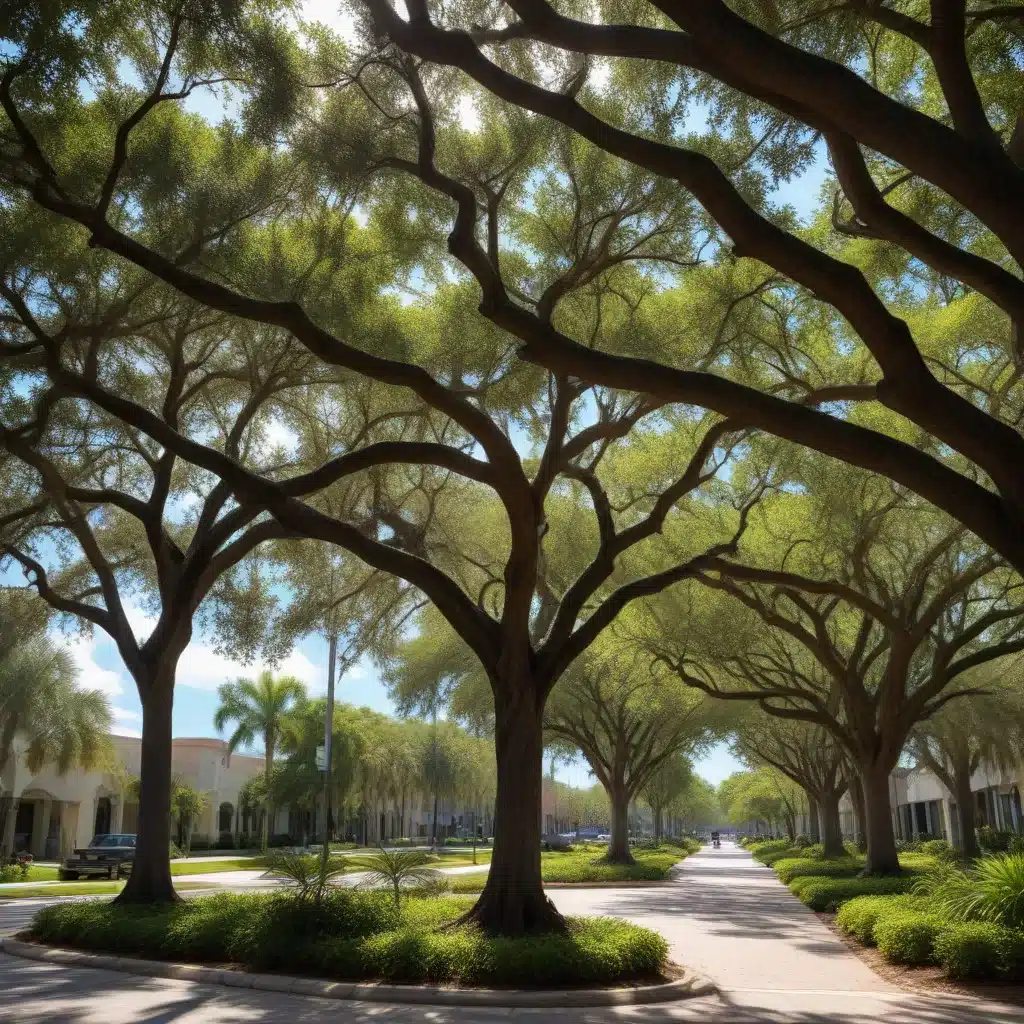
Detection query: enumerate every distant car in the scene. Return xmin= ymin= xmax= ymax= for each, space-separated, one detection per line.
xmin=596 ymin=833 xmax=611 ymax=841
xmin=59 ymin=834 xmax=136 ymax=881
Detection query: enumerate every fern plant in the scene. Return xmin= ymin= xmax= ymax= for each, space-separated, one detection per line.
xmin=360 ymin=848 xmax=442 ymax=906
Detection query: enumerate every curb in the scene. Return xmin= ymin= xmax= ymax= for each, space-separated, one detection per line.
xmin=0 ymin=939 xmax=716 ymax=1006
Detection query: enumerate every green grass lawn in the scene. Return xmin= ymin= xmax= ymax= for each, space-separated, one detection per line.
xmin=30 ymin=890 xmax=670 ymax=986
xmin=0 ymin=881 xmax=215 ymax=899
xmin=450 ymin=843 xmax=692 ymax=891
xmin=170 ymin=857 xmax=275 ymax=875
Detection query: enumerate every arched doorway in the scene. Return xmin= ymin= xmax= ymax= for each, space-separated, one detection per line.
xmin=94 ymin=797 xmax=112 ymax=836
xmin=218 ymin=802 xmax=233 ymax=833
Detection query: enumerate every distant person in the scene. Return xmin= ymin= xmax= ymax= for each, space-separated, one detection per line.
xmin=711 ymin=830 xmax=720 ymax=848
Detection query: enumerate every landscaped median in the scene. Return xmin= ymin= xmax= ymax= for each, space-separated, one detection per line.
xmin=12 ymin=889 xmax=711 ymax=1003
xmin=449 ymin=841 xmax=700 ymax=892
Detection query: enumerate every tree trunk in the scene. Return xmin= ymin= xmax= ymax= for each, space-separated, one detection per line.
xmin=115 ymin=680 xmax=178 ymax=903
xmin=653 ymin=806 xmax=663 ymax=843
xmin=460 ymin=684 xmax=564 ymax=934
xmin=807 ymin=794 xmax=821 ymax=844
xmin=606 ymin=783 xmax=636 ymax=864
xmin=820 ymin=791 xmax=845 ymax=858
xmin=954 ymin=768 xmax=980 ymax=860
xmin=785 ymin=813 xmax=796 ymax=841
xmin=431 ymin=791 xmax=439 ymax=848
xmin=849 ymin=774 xmax=867 ymax=851
xmin=861 ymin=761 xmax=899 ymax=874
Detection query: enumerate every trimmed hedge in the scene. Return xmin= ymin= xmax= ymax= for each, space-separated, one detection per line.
xmin=933 ymin=923 xmax=1013 ymax=981
xmin=30 ymin=892 xmax=669 ymax=987
xmin=788 ymin=874 xmax=918 ymax=912
xmin=873 ymin=912 xmax=942 ymax=966
xmin=835 ymin=894 xmax=923 ymax=945
xmin=773 ymin=857 xmax=862 ymax=885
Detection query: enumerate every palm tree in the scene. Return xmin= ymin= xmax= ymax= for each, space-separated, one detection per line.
xmin=214 ymin=671 xmax=306 ymax=853
xmin=1 ymin=599 xmax=112 ymax=856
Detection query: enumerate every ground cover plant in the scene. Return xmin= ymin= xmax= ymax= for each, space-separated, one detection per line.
xmin=449 ymin=843 xmax=695 ymax=891
xmin=28 ymin=891 xmax=669 ymax=986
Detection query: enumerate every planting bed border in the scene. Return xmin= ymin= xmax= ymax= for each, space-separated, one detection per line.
xmin=0 ymin=938 xmax=715 ymax=1007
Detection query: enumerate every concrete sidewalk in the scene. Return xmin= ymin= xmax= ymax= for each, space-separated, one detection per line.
xmin=547 ymin=841 xmax=1024 ymax=1022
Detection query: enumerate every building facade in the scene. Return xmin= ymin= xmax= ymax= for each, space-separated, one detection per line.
xmin=0 ymin=735 xmax=266 ymax=859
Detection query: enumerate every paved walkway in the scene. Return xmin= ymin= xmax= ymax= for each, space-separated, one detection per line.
xmin=0 ymin=842 xmax=1021 ymax=1022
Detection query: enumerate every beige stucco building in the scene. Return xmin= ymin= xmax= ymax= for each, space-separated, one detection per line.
xmin=1 ymin=735 xmax=265 ymax=859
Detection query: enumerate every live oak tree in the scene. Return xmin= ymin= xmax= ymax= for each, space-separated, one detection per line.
xmin=906 ymin=658 xmax=1024 ymax=859
xmin=640 ymin=754 xmax=692 ymax=843
xmin=640 ymin=465 xmax=1024 ymax=872
xmin=544 ymin=643 xmax=724 ymax=862
xmin=733 ymin=711 xmax=849 ymax=856
xmin=719 ymin=766 xmax=805 ymax=838
xmin=366 ymin=0 xmax=1024 ymax=577
xmin=0 ymin=127 xmax=418 ymax=900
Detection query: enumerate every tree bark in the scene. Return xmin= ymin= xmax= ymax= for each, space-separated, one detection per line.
xmin=606 ymin=783 xmax=636 ymax=864
xmin=860 ymin=762 xmax=900 ymax=874
xmin=115 ymin=680 xmax=179 ymax=903
xmin=807 ymin=794 xmax=821 ymax=844
xmin=261 ymin=728 xmax=272 ymax=854
xmin=460 ymin=684 xmax=564 ymax=934
xmin=653 ymin=806 xmax=663 ymax=843
xmin=953 ymin=767 xmax=980 ymax=860
xmin=849 ymin=774 xmax=867 ymax=852
xmin=820 ymin=791 xmax=845 ymax=858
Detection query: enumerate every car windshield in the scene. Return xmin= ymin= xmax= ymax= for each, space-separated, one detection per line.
xmin=90 ymin=835 xmax=134 ymax=847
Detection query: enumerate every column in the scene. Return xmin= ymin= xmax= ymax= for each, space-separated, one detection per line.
xmin=31 ymin=799 xmax=51 ymax=859
xmin=112 ymin=796 xmax=124 ymax=834
xmin=1 ymin=797 xmax=18 ymax=858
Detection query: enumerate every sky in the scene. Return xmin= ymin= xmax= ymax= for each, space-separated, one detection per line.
xmin=6 ymin=0 xmax=832 ymax=790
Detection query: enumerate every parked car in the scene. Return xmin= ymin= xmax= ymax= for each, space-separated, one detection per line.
xmin=59 ymin=834 xmax=136 ymax=881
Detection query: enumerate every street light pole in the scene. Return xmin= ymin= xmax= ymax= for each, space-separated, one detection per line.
xmin=321 ymin=632 xmax=337 ymax=870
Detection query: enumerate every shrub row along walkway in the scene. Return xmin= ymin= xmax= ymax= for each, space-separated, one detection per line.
xmin=0 ymin=843 xmax=1021 ymax=1022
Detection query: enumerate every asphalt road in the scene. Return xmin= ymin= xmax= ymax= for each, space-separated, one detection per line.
xmin=1 ymin=844 xmax=1021 ymax=1023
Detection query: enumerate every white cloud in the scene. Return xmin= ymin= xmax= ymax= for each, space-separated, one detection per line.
xmin=175 ymin=643 xmax=322 ymax=694
xmin=110 ymin=707 xmax=142 ymax=739
xmin=60 ymin=631 xmax=125 ymax=699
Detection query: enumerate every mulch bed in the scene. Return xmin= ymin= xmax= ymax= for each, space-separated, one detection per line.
xmin=817 ymin=912 xmax=1024 ymax=1006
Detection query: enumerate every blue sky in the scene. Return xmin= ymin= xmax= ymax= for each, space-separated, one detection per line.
xmin=6 ymin=0 xmax=829 ymax=789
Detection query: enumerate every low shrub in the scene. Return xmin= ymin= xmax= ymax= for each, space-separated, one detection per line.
xmin=789 ymin=874 xmax=917 ymax=912
xmin=896 ymin=838 xmax=921 ymax=854
xmin=30 ymin=893 xmax=669 ymax=986
xmin=0 ymin=862 xmax=29 ymax=883
xmin=835 ymin=894 xmax=922 ymax=945
xmin=937 ymin=925 xmax=1015 ymax=978
xmin=773 ymin=857 xmax=862 ymax=885
xmin=792 ymin=835 xmax=812 ymax=849
xmin=803 ymin=843 xmax=824 ymax=859
xmin=169 ymin=841 xmax=184 ymax=859
xmin=268 ymin=833 xmax=295 ymax=848
xmin=752 ymin=844 xmax=800 ymax=867
xmin=919 ymin=839 xmax=952 ymax=858
xmin=873 ymin=911 xmax=942 ymax=966
xmin=978 ymin=827 xmax=1014 ymax=854
xmin=932 ymin=921 xmax=1024 ymax=980
xmin=1009 ymin=836 xmax=1024 ymax=856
